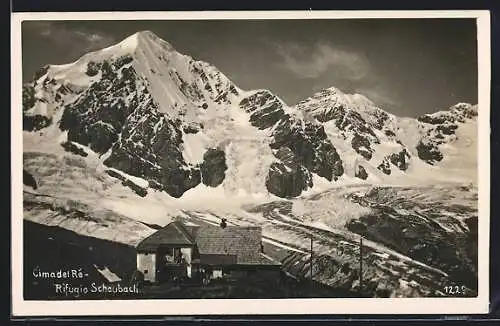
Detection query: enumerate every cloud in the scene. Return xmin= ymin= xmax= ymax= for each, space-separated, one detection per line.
xmin=266 ymin=39 xmax=400 ymax=111
xmin=272 ymin=41 xmax=371 ymax=80
xmin=355 ymin=86 xmax=400 ymax=108
xmin=24 ymin=21 xmax=116 ymax=55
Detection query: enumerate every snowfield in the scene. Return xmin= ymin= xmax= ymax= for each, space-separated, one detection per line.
xmin=22 ymin=147 xmax=478 ymax=297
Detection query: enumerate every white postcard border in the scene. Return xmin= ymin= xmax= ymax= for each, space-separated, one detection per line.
xmin=11 ymin=10 xmax=491 ymax=316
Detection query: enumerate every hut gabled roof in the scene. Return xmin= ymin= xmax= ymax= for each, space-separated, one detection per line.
xmin=195 ymin=225 xmax=267 ymax=265
xmin=136 ymin=220 xmax=195 ymax=252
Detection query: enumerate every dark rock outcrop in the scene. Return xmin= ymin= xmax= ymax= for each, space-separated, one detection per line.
xmin=104 ymin=169 xmax=126 ymax=181
xmin=122 ymin=179 xmax=148 ymax=197
xmin=104 ymin=169 xmax=148 ymax=197
xmin=160 ymin=168 xmax=201 ymax=198
xmin=200 ymin=148 xmax=228 ymax=187
xmin=239 ymin=90 xmax=286 ymax=130
xmin=23 ymin=170 xmax=38 ymax=190
xmin=23 ymin=115 xmax=52 ymax=132
xmin=113 ymin=55 xmax=134 ymax=69
xmin=266 ymin=162 xmax=312 ymax=198
xmin=436 ymin=124 xmax=458 ymax=136
xmin=265 ymin=146 xmax=313 ymax=198
xmin=266 ymin=146 xmax=312 ymax=198
xmin=61 ymin=141 xmax=88 ymax=157
xmin=22 ymin=83 xmax=53 ymax=131
xmin=313 ymin=141 xmax=344 ymax=181
xmin=389 ymin=149 xmax=411 ymax=171
xmin=417 ymin=114 xmax=448 ymax=125
xmin=33 ymin=65 xmax=49 ymax=81
xmin=377 ymin=159 xmax=391 ymax=175
xmin=370 ymin=109 xmax=391 ymax=130
xmin=384 ymin=129 xmax=396 ymax=137
xmin=355 ymin=165 xmax=368 ymax=180
xmin=351 ymin=134 xmax=373 ymax=160
xmin=86 ymin=61 xmax=101 ymax=76
xmin=182 ymin=124 xmax=200 ymax=134
xmin=270 ymin=116 xmax=343 ymax=181
xmin=416 ymin=141 xmax=443 ymax=165
xmin=87 ymin=123 xmax=119 ymax=154
xmin=184 ymin=60 xmax=239 ymax=106
xmin=22 ymin=84 xmax=36 ymax=111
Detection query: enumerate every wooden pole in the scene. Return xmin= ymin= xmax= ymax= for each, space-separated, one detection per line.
xmin=359 ymin=236 xmax=363 ymax=296
xmin=310 ymin=235 xmax=313 ymax=285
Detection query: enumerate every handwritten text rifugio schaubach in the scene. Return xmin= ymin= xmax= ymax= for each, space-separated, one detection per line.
xmin=32 ymin=266 xmax=141 ymax=296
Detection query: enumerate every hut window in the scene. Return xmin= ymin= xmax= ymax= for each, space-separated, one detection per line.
xmin=144 ymin=270 xmax=148 ymax=274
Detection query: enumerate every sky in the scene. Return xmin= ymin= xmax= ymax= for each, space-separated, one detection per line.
xmin=21 ymin=19 xmax=478 ymax=117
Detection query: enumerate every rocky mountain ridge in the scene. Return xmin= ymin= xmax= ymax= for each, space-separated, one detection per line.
xmin=22 ymin=31 xmax=478 ymax=199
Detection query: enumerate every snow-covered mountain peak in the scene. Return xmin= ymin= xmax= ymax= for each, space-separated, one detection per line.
xmin=294 ymin=85 xmax=397 ymax=140
xmin=136 ymin=30 xmax=176 ymax=50
xmin=22 ymin=30 xmax=479 ymax=201
xmin=450 ymin=102 xmax=478 ymax=117
xmin=417 ymin=102 xmax=477 ymax=125
xmin=24 ymin=30 xmax=246 ymax=126
xmin=50 ymin=30 xmax=175 ymax=67
xmin=99 ymin=30 xmax=174 ymax=55
xmin=296 ymin=86 xmax=386 ymax=120
xmin=133 ymin=29 xmax=164 ymax=41
xmin=109 ymin=31 xmax=140 ymax=53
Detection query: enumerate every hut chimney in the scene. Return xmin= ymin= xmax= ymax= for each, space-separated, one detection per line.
xmin=220 ymin=218 xmax=227 ymax=229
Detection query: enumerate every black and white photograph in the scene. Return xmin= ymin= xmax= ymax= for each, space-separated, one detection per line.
xmin=11 ymin=10 xmax=490 ymax=316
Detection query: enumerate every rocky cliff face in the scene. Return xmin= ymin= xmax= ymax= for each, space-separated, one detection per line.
xmin=200 ymin=148 xmax=228 ymax=187
xmin=415 ymin=103 xmax=478 ymax=165
xmin=22 ymin=31 xmax=478 ymax=199
xmin=295 ymin=87 xmax=477 ymax=180
xmin=239 ymin=90 xmax=344 ymax=196
xmin=295 ymin=87 xmax=396 ymax=161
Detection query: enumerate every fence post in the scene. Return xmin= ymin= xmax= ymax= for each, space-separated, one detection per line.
xmin=310 ymin=235 xmax=313 ymax=285
xmin=359 ymin=236 xmax=363 ymax=296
